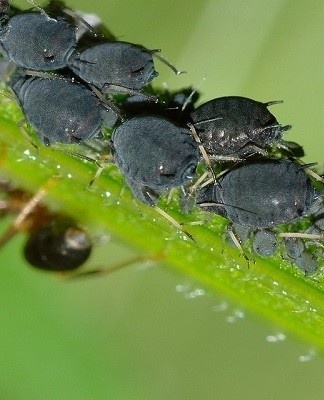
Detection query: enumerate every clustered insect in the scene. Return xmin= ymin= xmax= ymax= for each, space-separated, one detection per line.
xmin=0 ymin=0 xmax=323 ymax=275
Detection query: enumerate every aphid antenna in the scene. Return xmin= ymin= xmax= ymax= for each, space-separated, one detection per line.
xmin=188 ymin=122 xmax=217 ymax=184
xmin=199 ymin=200 xmax=257 ymax=216
xmin=62 ymin=7 xmax=102 ymax=39
xmin=260 ymin=123 xmax=291 ymax=134
xmin=180 ymin=77 xmax=205 ymax=113
xmin=150 ymin=49 xmax=186 ymax=75
xmin=88 ymin=164 xmax=105 ymax=188
xmin=193 ymin=116 xmax=223 ymax=126
xmin=181 ymin=87 xmax=199 ymax=113
xmin=276 ymin=140 xmax=304 ymax=159
xmin=199 ymin=167 xmax=234 ymax=190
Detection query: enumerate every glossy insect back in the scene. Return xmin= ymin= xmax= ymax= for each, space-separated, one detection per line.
xmin=24 ymin=219 xmax=92 ymax=271
xmin=0 ymin=178 xmax=93 ymax=272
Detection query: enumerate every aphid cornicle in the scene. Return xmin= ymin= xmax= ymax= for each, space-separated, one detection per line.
xmin=111 ymin=115 xmax=199 ymax=204
xmin=190 ymin=96 xmax=291 ymax=159
xmin=0 ymin=2 xmax=77 ymax=70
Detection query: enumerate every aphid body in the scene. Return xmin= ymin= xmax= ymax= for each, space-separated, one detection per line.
xmin=198 ymin=159 xmax=322 ymax=273
xmin=190 ymin=96 xmax=291 ymax=159
xmin=11 ymin=74 xmax=112 ymax=144
xmin=112 ymin=115 xmax=198 ymax=204
xmin=69 ymin=41 xmax=158 ymax=92
xmin=199 ymin=159 xmax=317 ymax=228
xmin=0 ymin=10 xmax=77 ymax=70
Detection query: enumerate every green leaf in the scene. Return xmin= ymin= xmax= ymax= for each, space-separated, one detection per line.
xmin=1 ymin=74 xmax=324 ymax=353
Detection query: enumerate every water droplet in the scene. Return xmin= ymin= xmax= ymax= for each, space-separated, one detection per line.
xmin=266 ymin=333 xmax=286 ymax=343
xmin=298 ymin=349 xmax=315 ymax=362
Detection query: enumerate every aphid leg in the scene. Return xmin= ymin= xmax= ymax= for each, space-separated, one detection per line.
xmin=18 ymin=119 xmax=39 ymax=149
xmin=304 ymin=167 xmax=324 ymax=184
xmin=88 ymin=163 xmax=105 ymax=188
xmin=62 ymin=252 xmax=165 ymax=280
xmin=154 ymin=204 xmax=196 ymax=242
xmin=188 ymin=122 xmax=217 ymax=184
xmin=179 ymin=171 xmax=210 ymax=213
xmin=181 ymin=84 xmax=202 ymax=113
xmin=227 ymin=226 xmax=250 ymax=265
xmin=89 ymin=84 xmax=125 ymax=121
xmin=102 ymin=83 xmax=158 ymax=103
xmin=150 ymin=49 xmax=186 ymax=75
xmin=0 ymin=178 xmax=56 ymax=248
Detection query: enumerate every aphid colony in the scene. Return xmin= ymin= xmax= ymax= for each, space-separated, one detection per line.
xmin=0 ymin=0 xmax=323 ymax=275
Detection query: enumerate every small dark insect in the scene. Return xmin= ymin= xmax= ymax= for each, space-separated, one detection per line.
xmin=0 ymin=1 xmax=77 ymax=70
xmin=24 ymin=219 xmax=92 ymax=271
xmin=69 ymin=41 xmax=158 ymax=94
xmin=10 ymin=73 xmax=117 ymax=145
xmin=0 ymin=178 xmax=92 ymax=272
xmin=0 ymin=178 xmax=157 ymax=275
xmin=198 ymin=159 xmax=323 ymax=273
xmin=111 ymin=115 xmax=199 ymax=204
xmin=190 ymin=96 xmax=292 ymax=160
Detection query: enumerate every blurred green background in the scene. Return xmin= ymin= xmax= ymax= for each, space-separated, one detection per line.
xmin=1 ymin=0 xmax=324 ymax=399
